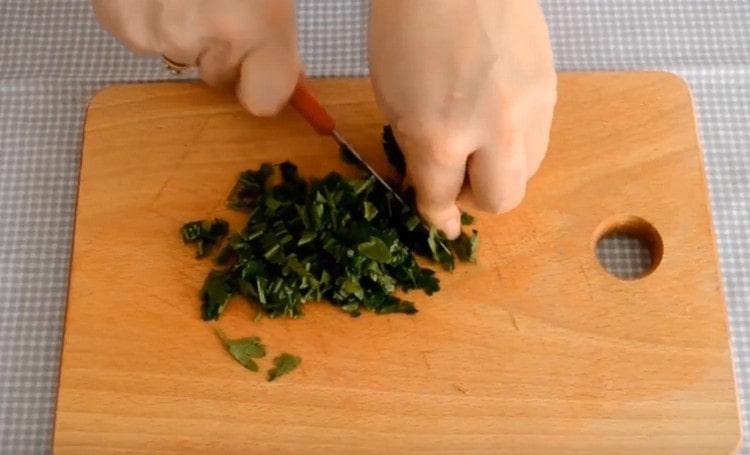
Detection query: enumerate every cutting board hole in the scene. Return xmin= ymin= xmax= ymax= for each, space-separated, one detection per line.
xmin=594 ymin=215 xmax=663 ymax=280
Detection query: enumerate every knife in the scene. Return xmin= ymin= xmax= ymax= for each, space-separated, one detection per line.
xmin=289 ymin=78 xmax=407 ymax=207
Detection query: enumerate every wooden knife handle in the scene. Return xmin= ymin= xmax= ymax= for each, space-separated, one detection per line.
xmin=290 ymin=78 xmax=336 ymax=136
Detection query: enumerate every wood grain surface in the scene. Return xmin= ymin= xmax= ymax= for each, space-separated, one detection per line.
xmin=53 ymin=73 xmax=741 ymax=454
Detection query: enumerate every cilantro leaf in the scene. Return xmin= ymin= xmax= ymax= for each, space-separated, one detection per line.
xmin=200 ymin=271 xmax=235 ymax=321
xmin=363 ymin=201 xmax=378 ymax=221
xmin=357 ymin=237 xmax=392 ymax=263
xmin=267 ymin=353 xmax=302 ymax=381
xmin=215 ymin=329 xmax=266 ymax=372
xmin=452 ymin=230 xmax=480 ymax=263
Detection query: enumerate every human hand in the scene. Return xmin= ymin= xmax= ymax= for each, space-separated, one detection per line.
xmin=369 ymin=0 xmax=556 ymax=238
xmin=92 ymin=0 xmax=302 ymax=116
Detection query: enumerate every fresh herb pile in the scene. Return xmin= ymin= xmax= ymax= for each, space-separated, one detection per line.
xmin=183 ymin=126 xmax=479 ymax=322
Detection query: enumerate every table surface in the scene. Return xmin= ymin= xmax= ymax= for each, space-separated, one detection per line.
xmin=0 ymin=1 xmax=748 ymax=453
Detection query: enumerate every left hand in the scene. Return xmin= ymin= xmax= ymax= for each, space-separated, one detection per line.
xmin=92 ymin=0 xmax=302 ymax=117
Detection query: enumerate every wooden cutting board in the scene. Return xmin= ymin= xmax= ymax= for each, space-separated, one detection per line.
xmin=54 ymin=73 xmax=741 ymax=454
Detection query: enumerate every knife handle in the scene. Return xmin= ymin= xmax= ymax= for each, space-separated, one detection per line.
xmin=290 ymin=78 xmax=336 ymax=136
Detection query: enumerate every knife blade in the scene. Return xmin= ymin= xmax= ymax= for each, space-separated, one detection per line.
xmin=289 ymin=78 xmax=407 ymax=207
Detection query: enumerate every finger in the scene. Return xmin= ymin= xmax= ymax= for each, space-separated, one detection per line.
xmin=399 ymin=130 xmax=469 ymax=239
xmin=524 ymin=99 xmax=555 ymax=178
xmin=155 ymin=0 xmax=206 ymax=65
xmin=199 ymin=41 xmax=243 ymax=87
xmin=92 ymin=0 xmax=160 ymax=54
xmin=197 ymin=0 xmax=296 ymax=88
xmin=235 ymin=42 xmax=301 ymax=117
xmin=468 ymin=133 xmax=528 ymax=214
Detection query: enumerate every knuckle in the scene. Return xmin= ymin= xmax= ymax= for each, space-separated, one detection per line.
xmin=158 ymin=21 xmax=184 ymax=50
xmin=395 ymin=121 xmax=470 ymax=168
xmin=427 ymin=144 xmax=465 ymax=168
xmin=476 ymin=166 xmax=527 ymax=214
xmin=393 ymin=119 xmax=440 ymax=147
xmin=213 ymin=14 xmax=253 ymax=44
xmin=495 ymin=88 xmax=521 ymax=111
xmin=498 ymin=105 xmax=527 ymax=134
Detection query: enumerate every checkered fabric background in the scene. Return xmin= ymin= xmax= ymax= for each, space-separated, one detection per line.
xmin=0 ymin=1 xmax=748 ymax=453
xmin=597 ymin=235 xmax=653 ymax=280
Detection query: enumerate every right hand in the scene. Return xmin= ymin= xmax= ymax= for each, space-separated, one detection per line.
xmin=92 ymin=0 xmax=302 ymax=116
xmin=369 ymin=0 xmax=557 ymax=238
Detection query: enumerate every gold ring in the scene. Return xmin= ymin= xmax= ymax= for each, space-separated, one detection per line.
xmin=161 ymin=55 xmax=192 ymax=75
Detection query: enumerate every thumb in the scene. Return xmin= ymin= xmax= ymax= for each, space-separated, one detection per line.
xmin=398 ymin=130 xmax=468 ymax=239
xmin=235 ymin=42 xmax=301 ymax=117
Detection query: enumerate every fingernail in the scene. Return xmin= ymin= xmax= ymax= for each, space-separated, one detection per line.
xmin=443 ymin=217 xmax=461 ymax=240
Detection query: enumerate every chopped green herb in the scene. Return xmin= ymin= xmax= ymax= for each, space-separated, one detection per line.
xmin=451 ymin=230 xmax=480 ymax=263
xmin=227 ymin=164 xmax=274 ymax=211
xmin=405 ymin=215 xmax=421 ymax=231
xmin=187 ymin=127 xmax=478 ymax=321
xmin=341 ymin=302 xmax=361 ymax=317
xmin=357 ymin=236 xmax=392 ymax=263
xmin=181 ymin=218 xmax=229 ymax=258
xmin=200 ymin=271 xmax=234 ymax=320
xmin=460 ymin=212 xmax=475 ymax=226
xmin=339 ymin=143 xmax=363 ymax=169
xmin=298 ymin=231 xmax=316 ymax=246
xmin=215 ymin=329 xmax=266 ymax=372
xmin=182 ymin=127 xmax=483 ymax=380
xmin=267 ymin=353 xmax=302 ymax=381
xmin=363 ymin=201 xmax=378 ymax=221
